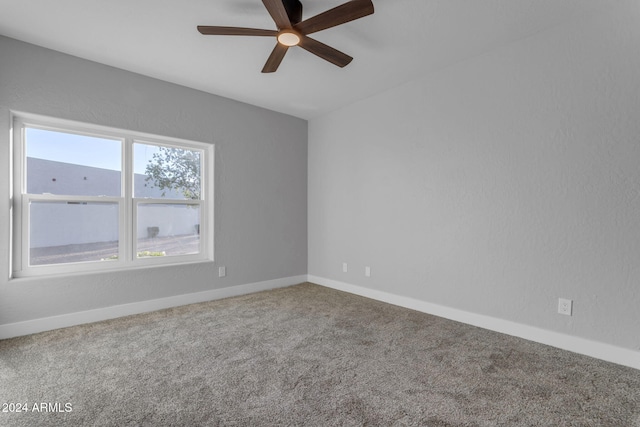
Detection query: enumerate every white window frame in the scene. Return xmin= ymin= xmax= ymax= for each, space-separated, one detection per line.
xmin=11 ymin=112 xmax=214 ymax=278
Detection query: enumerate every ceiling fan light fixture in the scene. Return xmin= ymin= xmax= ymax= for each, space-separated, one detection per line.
xmin=277 ymin=31 xmax=301 ymax=46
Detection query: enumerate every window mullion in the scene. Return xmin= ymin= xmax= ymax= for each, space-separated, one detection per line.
xmin=123 ymin=138 xmax=134 ymax=264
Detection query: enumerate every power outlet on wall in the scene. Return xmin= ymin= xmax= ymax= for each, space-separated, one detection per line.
xmin=365 ymin=266 xmax=371 ymax=277
xmin=218 ymin=266 xmax=226 ymax=278
xmin=342 ymin=262 xmax=348 ymax=273
xmin=558 ymin=298 xmax=572 ymax=316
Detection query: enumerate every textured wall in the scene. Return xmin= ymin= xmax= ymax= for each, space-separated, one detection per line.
xmin=0 ymin=36 xmax=307 ymax=324
xmin=308 ymin=2 xmax=640 ymax=351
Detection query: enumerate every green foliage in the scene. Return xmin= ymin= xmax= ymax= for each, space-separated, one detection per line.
xmin=145 ymin=147 xmax=201 ymax=199
xmin=136 ymin=251 xmax=166 ymax=258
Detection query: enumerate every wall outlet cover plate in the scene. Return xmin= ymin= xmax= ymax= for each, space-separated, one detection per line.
xmin=558 ymin=298 xmax=572 ymax=316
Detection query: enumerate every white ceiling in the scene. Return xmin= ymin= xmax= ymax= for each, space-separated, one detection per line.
xmin=0 ymin=0 xmax=607 ymax=119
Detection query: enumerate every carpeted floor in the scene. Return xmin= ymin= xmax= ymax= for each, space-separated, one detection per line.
xmin=1 ymin=283 xmax=639 ymax=426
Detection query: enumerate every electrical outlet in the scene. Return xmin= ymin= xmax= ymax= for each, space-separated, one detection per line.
xmin=365 ymin=266 xmax=371 ymax=277
xmin=558 ymin=298 xmax=572 ymax=316
xmin=342 ymin=262 xmax=348 ymax=273
xmin=218 ymin=266 xmax=226 ymax=278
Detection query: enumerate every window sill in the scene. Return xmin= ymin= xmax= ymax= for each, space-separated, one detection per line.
xmin=9 ymin=258 xmax=215 ymax=283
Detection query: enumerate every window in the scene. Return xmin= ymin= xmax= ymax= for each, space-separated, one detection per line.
xmin=12 ymin=113 xmax=213 ymax=277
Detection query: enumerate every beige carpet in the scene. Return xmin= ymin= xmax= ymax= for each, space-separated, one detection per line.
xmin=1 ymin=283 xmax=639 ymax=426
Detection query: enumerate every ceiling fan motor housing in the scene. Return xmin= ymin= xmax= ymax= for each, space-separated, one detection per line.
xmin=283 ymin=0 xmax=303 ymax=25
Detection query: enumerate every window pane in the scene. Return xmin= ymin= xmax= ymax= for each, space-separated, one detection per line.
xmin=137 ymin=204 xmax=200 ymax=257
xmin=29 ymin=201 xmax=119 ymax=266
xmin=25 ymin=127 xmax=121 ymax=197
xmin=134 ymin=143 xmax=201 ymax=199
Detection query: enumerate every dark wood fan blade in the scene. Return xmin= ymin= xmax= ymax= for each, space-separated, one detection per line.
xmin=262 ymin=0 xmax=292 ymax=29
xmin=262 ymin=43 xmax=289 ymax=73
xmin=294 ymin=0 xmax=374 ymax=35
xmin=298 ymin=35 xmax=353 ymax=68
xmin=197 ymin=26 xmax=277 ymax=36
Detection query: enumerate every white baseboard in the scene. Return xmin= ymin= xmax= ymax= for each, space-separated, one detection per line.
xmin=4 ymin=274 xmax=637 ymax=370
xmin=308 ymin=275 xmax=640 ymax=371
xmin=0 ymin=275 xmax=306 ymax=340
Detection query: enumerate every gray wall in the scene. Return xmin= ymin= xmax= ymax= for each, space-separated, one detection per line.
xmin=308 ymin=2 xmax=640 ymax=351
xmin=0 ymin=35 xmax=307 ymax=324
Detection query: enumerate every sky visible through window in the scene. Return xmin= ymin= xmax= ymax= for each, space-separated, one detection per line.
xmin=26 ymin=127 xmax=159 ymax=174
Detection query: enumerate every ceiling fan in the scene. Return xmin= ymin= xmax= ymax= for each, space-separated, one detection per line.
xmin=197 ymin=0 xmax=374 ymax=73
